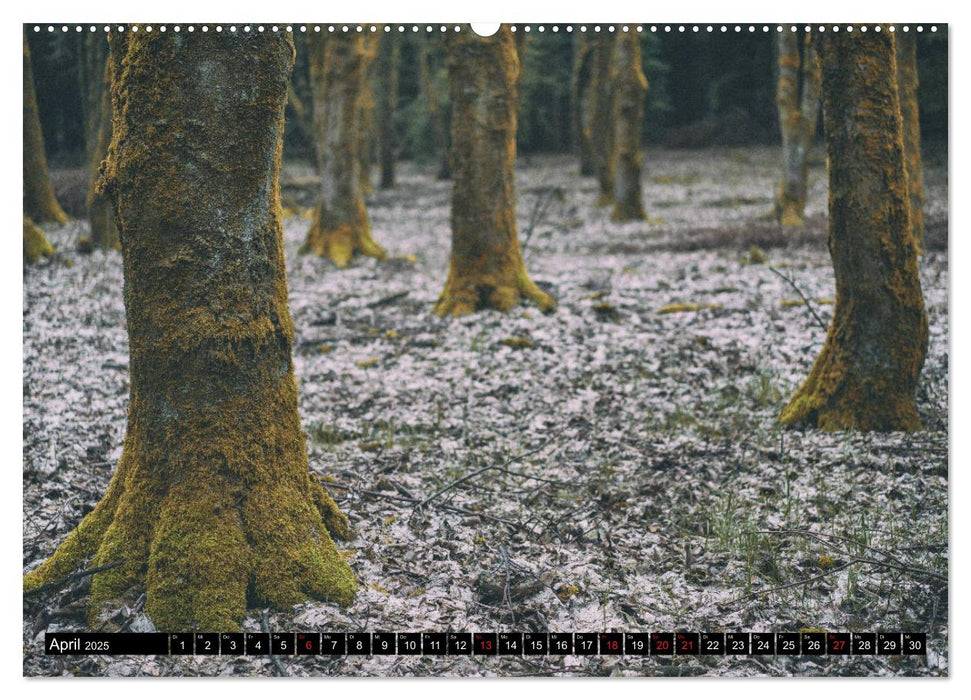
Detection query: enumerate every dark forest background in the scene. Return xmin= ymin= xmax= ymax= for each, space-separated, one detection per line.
xmin=28 ymin=27 xmax=948 ymax=168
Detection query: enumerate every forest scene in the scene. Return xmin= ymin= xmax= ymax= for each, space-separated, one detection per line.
xmin=23 ymin=23 xmax=948 ymax=677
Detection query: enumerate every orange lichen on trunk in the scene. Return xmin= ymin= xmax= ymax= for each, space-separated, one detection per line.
xmin=435 ymin=26 xmax=554 ymax=317
xmin=23 ymin=29 xmax=68 ymax=224
xmin=24 ymin=30 xmax=355 ymax=631
xmin=779 ymin=29 xmax=928 ymax=432
xmin=896 ymin=32 xmax=924 ymax=251
xmin=300 ymin=32 xmax=386 ymax=267
xmin=774 ymin=31 xmax=821 ymax=229
xmin=611 ymin=30 xmax=648 ymax=222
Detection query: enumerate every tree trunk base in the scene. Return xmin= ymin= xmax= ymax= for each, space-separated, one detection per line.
xmin=299 ymin=203 xmax=387 ymax=268
xmin=611 ymin=199 xmax=646 ymax=222
xmin=23 ymin=457 xmax=355 ymax=630
xmin=775 ymin=194 xmax=807 ymax=230
xmin=779 ymin=339 xmax=922 ymax=432
xmin=435 ymin=266 xmax=555 ymax=317
xmin=23 ymin=216 xmax=54 ymax=263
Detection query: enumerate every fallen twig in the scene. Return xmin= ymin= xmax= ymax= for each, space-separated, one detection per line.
xmin=412 ymin=439 xmax=557 ymax=512
xmin=767 ymin=264 xmax=828 ymax=332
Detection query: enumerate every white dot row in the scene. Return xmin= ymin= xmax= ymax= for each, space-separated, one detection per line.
xmin=31 ymin=24 xmax=940 ymax=34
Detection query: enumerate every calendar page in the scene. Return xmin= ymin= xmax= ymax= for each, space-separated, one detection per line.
xmin=21 ymin=17 xmax=948 ymax=679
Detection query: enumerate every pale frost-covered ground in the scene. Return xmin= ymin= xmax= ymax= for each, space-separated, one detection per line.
xmin=23 ymin=146 xmax=948 ymax=676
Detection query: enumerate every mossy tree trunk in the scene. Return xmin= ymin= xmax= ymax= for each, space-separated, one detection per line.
xmin=377 ymin=31 xmax=401 ymax=189
xmin=23 ymin=215 xmax=54 ymax=264
xmin=78 ymin=32 xmax=109 ymax=165
xmin=774 ymin=31 xmax=821 ymax=229
xmin=419 ymin=38 xmax=451 ymax=180
xmin=23 ymin=29 xmax=68 ymax=224
xmin=896 ymin=32 xmax=924 ymax=251
xmin=24 ymin=30 xmax=356 ymax=631
xmin=779 ymin=30 xmax=928 ymax=432
xmin=611 ymin=30 xmax=648 ymax=221
xmin=590 ymin=31 xmax=617 ymax=206
xmin=571 ymin=32 xmax=595 ymax=177
xmin=435 ymin=26 xmax=554 ymax=317
xmin=300 ymin=32 xmax=386 ymax=267
xmin=80 ymin=56 xmax=119 ymax=252
xmin=357 ymin=31 xmax=380 ymax=196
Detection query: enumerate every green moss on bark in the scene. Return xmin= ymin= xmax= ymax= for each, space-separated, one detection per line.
xmin=779 ymin=29 xmax=927 ymax=432
xmin=24 ymin=29 xmax=356 ymax=631
xmin=435 ymin=25 xmax=554 ymax=317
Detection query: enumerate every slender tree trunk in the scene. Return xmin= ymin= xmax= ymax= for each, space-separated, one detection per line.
xmin=611 ymin=31 xmax=648 ymax=221
xmin=80 ymin=57 xmax=119 ymax=252
xmin=774 ymin=31 xmax=821 ymax=229
xmin=780 ymin=30 xmax=928 ymax=432
xmin=23 ymin=30 xmax=68 ymax=224
xmin=24 ymin=30 xmax=356 ymax=631
xmin=419 ymin=39 xmax=451 ymax=180
xmin=300 ymin=32 xmax=386 ymax=267
xmin=571 ymin=33 xmax=595 ymax=177
xmin=896 ymin=32 xmax=924 ymax=251
xmin=357 ymin=31 xmax=380 ymax=196
xmin=377 ymin=32 xmax=401 ymax=189
xmin=23 ymin=215 xmax=54 ymax=264
xmin=78 ymin=32 xmax=109 ymax=165
xmin=435 ymin=26 xmax=554 ymax=317
xmin=590 ymin=32 xmax=617 ymax=206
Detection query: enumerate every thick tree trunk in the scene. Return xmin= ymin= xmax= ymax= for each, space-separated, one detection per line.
xmin=419 ymin=39 xmax=451 ymax=180
xmin=23 ymin=30 xmax=68 ymax=224
xmin=435 ymin=26 xmax=554 ymax=317
xmin=774 ymin=32 xmax=821 ymax=229
xmin=780 ymin=30 xmax=928 ymax=432
xmin=590 ymin=32 xmax=617 ymax=206
xmin=611 ymin=31 xmax=648 ymax=221
xmin=896 ymin=32 xmax=924 ymax=251
xmin=24 ymin=31 xmax=356 ymax=631
xmin=571 ymin=33 xmax=595 ymax=177
xmin=377 ymin=32 xmax=401 ymax=189
xmin=23 ymin=215 xmax=54 ymax=264
xmin=300 ymin=33 xmax=386 ymax=267
xmin=79 ymin=57 xmax=119 ymax=252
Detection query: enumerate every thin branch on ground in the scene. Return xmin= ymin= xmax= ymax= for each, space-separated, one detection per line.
xmin=767 ymin=264 xmax=828 ymax=332
xmin=412 ymin=438 xmax=558 ymax=512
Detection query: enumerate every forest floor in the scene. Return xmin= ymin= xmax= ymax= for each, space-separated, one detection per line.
xmin=23 ymin=146 xmax=948 ymax=677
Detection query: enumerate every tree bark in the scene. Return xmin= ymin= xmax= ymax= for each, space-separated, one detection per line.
xmin=590 ymin=32 xmax=617 ymax=206
xmin=779 ymin=29 xmax=928 ymax=432
xmin=571 ymin=33 xmax=595 ymax=177
xmin=435 ymin=26 xmax=554 ymax=317
xmin=23 ymin=215 xmax=54 ymax=264
xmin=80 ymin=56 xmax=119 ymax=252
xmin=419 ymin=38 xmax=451 ymax=180
xmin=78 ymin=32 xmax=109 ymax=165
xmin=377 ymin=31 xmax=401 ymax=189
xmin=24 ymin=30 xmax=356 ymax=631
xmin=896 ymin=32 xmax=924 ymax=251
xmin=300 ymin=32 xmax=386 ymax=267
xmin=23 ymin=29 xmax=68 ymax=224
xmin=774 ymin=31 xmax=821 ymax=229
xmin=611 ymin=31 xmax=648 ymax=221
xmin=357 ymin=31 xmax=380 ymax=196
